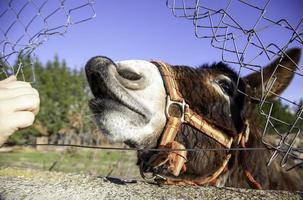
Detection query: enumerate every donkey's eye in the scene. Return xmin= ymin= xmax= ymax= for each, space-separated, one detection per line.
xmin=216 ymin=79 xmax=234 ymax=96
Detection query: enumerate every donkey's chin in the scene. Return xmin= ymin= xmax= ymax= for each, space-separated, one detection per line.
xmin=92 ymin=99 xmax=162 ymax=147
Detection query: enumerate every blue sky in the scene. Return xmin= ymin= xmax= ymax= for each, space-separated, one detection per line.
xmin=1 ymin=0 xmax=302 ymax=102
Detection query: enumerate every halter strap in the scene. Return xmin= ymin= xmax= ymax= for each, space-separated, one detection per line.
xmin=139 ymin=60 xmax=262 ymax=189
xmin=152 ymin=60 xmax=233 ymax=148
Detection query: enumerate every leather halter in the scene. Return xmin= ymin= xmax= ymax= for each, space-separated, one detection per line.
xmin=140 ymin=60 xmax=262 ymax=189
xmin=153 ymin=60 xmax=234 ymax=148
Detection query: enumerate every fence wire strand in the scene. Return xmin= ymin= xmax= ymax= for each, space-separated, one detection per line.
xmin=166 ymin=0 xmax=303 ymax=169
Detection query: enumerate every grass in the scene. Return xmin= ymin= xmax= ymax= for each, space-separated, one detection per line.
xmin=0 ymin=147 xmax=140 ymax=178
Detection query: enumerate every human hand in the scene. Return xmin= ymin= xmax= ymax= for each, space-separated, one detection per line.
xmin=0 ymin=76 xmax=40 ymax=146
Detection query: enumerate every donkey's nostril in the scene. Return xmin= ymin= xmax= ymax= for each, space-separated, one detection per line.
xmin=115 ymin=60 xmax=151 ymax=90
xmin=117 ymin=69 xmax=142 ymax=81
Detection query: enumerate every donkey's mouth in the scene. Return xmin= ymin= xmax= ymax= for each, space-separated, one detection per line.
xmin=85 ymin=57 xmax=148 ymax=120
xmin=88 ymin=72 xmax=119 ymax=103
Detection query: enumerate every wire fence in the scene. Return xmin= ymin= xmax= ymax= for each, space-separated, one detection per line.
xmin=166 ymin=0 xmax=303 ymax=169
xmin=0 ymin=0 xmax=96 ymax=81
xmin=0 ymin=0 xmax=302 ymax=173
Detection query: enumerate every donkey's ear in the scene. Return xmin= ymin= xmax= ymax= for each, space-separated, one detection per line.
xmin=244 ymin=48 xmax=301 ymax=100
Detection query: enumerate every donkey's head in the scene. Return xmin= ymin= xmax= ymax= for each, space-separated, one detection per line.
xmin=85 ymin=48 xmax=300 ymax=150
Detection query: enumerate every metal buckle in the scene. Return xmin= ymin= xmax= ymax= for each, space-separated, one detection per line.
xmin=165 ymin=95 xmax=188 ymax=123
xmin=139 ymin=162 xmax=167 ymax=182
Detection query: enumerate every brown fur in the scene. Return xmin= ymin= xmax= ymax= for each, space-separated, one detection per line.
xmin=139 ymin=48 xmax=303 ymax=191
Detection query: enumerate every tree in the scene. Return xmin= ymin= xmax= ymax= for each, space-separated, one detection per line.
xmin=7 ymin=55 xmax=95 ymax=144
xmin=258 ymin=99 xmax=300 ymax=134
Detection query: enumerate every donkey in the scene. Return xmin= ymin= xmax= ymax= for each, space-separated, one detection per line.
xmin=85 ymin=48 xmax=302 ymax=191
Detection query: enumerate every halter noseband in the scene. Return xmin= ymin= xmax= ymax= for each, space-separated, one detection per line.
xmin=139 ymin=60 xmax=262 ymax=189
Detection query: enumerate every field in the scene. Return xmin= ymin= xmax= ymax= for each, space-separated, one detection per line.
xmin=1 ymin=146 xmax=302 ymax=180
xmin=0 ymin=147 xmax=140 ymax=179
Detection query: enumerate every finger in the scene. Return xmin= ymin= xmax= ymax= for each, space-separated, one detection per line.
xmin=7 ymin=111 xmax=35 ymax=131
xmin=0 ymin=94 xmax=40 ymax=114
xmin=0 ymin=111 xmax=35 ymax=142
xmin=0 ymin=81 xmax=31 ymax=89
xmin=0 ymin=76 xmax=17 ymax=85
xmin=0 ymin=87 xmax=39 ymax=100
xmin=32 ymin=98 xmax=40 ymax=115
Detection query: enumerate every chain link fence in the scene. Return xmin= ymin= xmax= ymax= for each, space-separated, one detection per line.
xmin=0 ymin=0 xmax=96 ymax=81
xmin=166 ymin=0 xmax=303 ymax=170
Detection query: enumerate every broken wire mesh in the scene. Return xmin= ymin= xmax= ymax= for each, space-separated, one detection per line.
xmin=0 ymin=0 xmax=96 ymax=82
xmin=166 ymin=0 xmax=303 ymax=170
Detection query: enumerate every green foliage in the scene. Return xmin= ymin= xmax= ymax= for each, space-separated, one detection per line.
xmin=35 ymin=56 xmax=90 ymax=134
xmin=258 ymin=99 xmax=303 ymax=134
xmin=7 ymin=55 xmax=94 ymax=144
